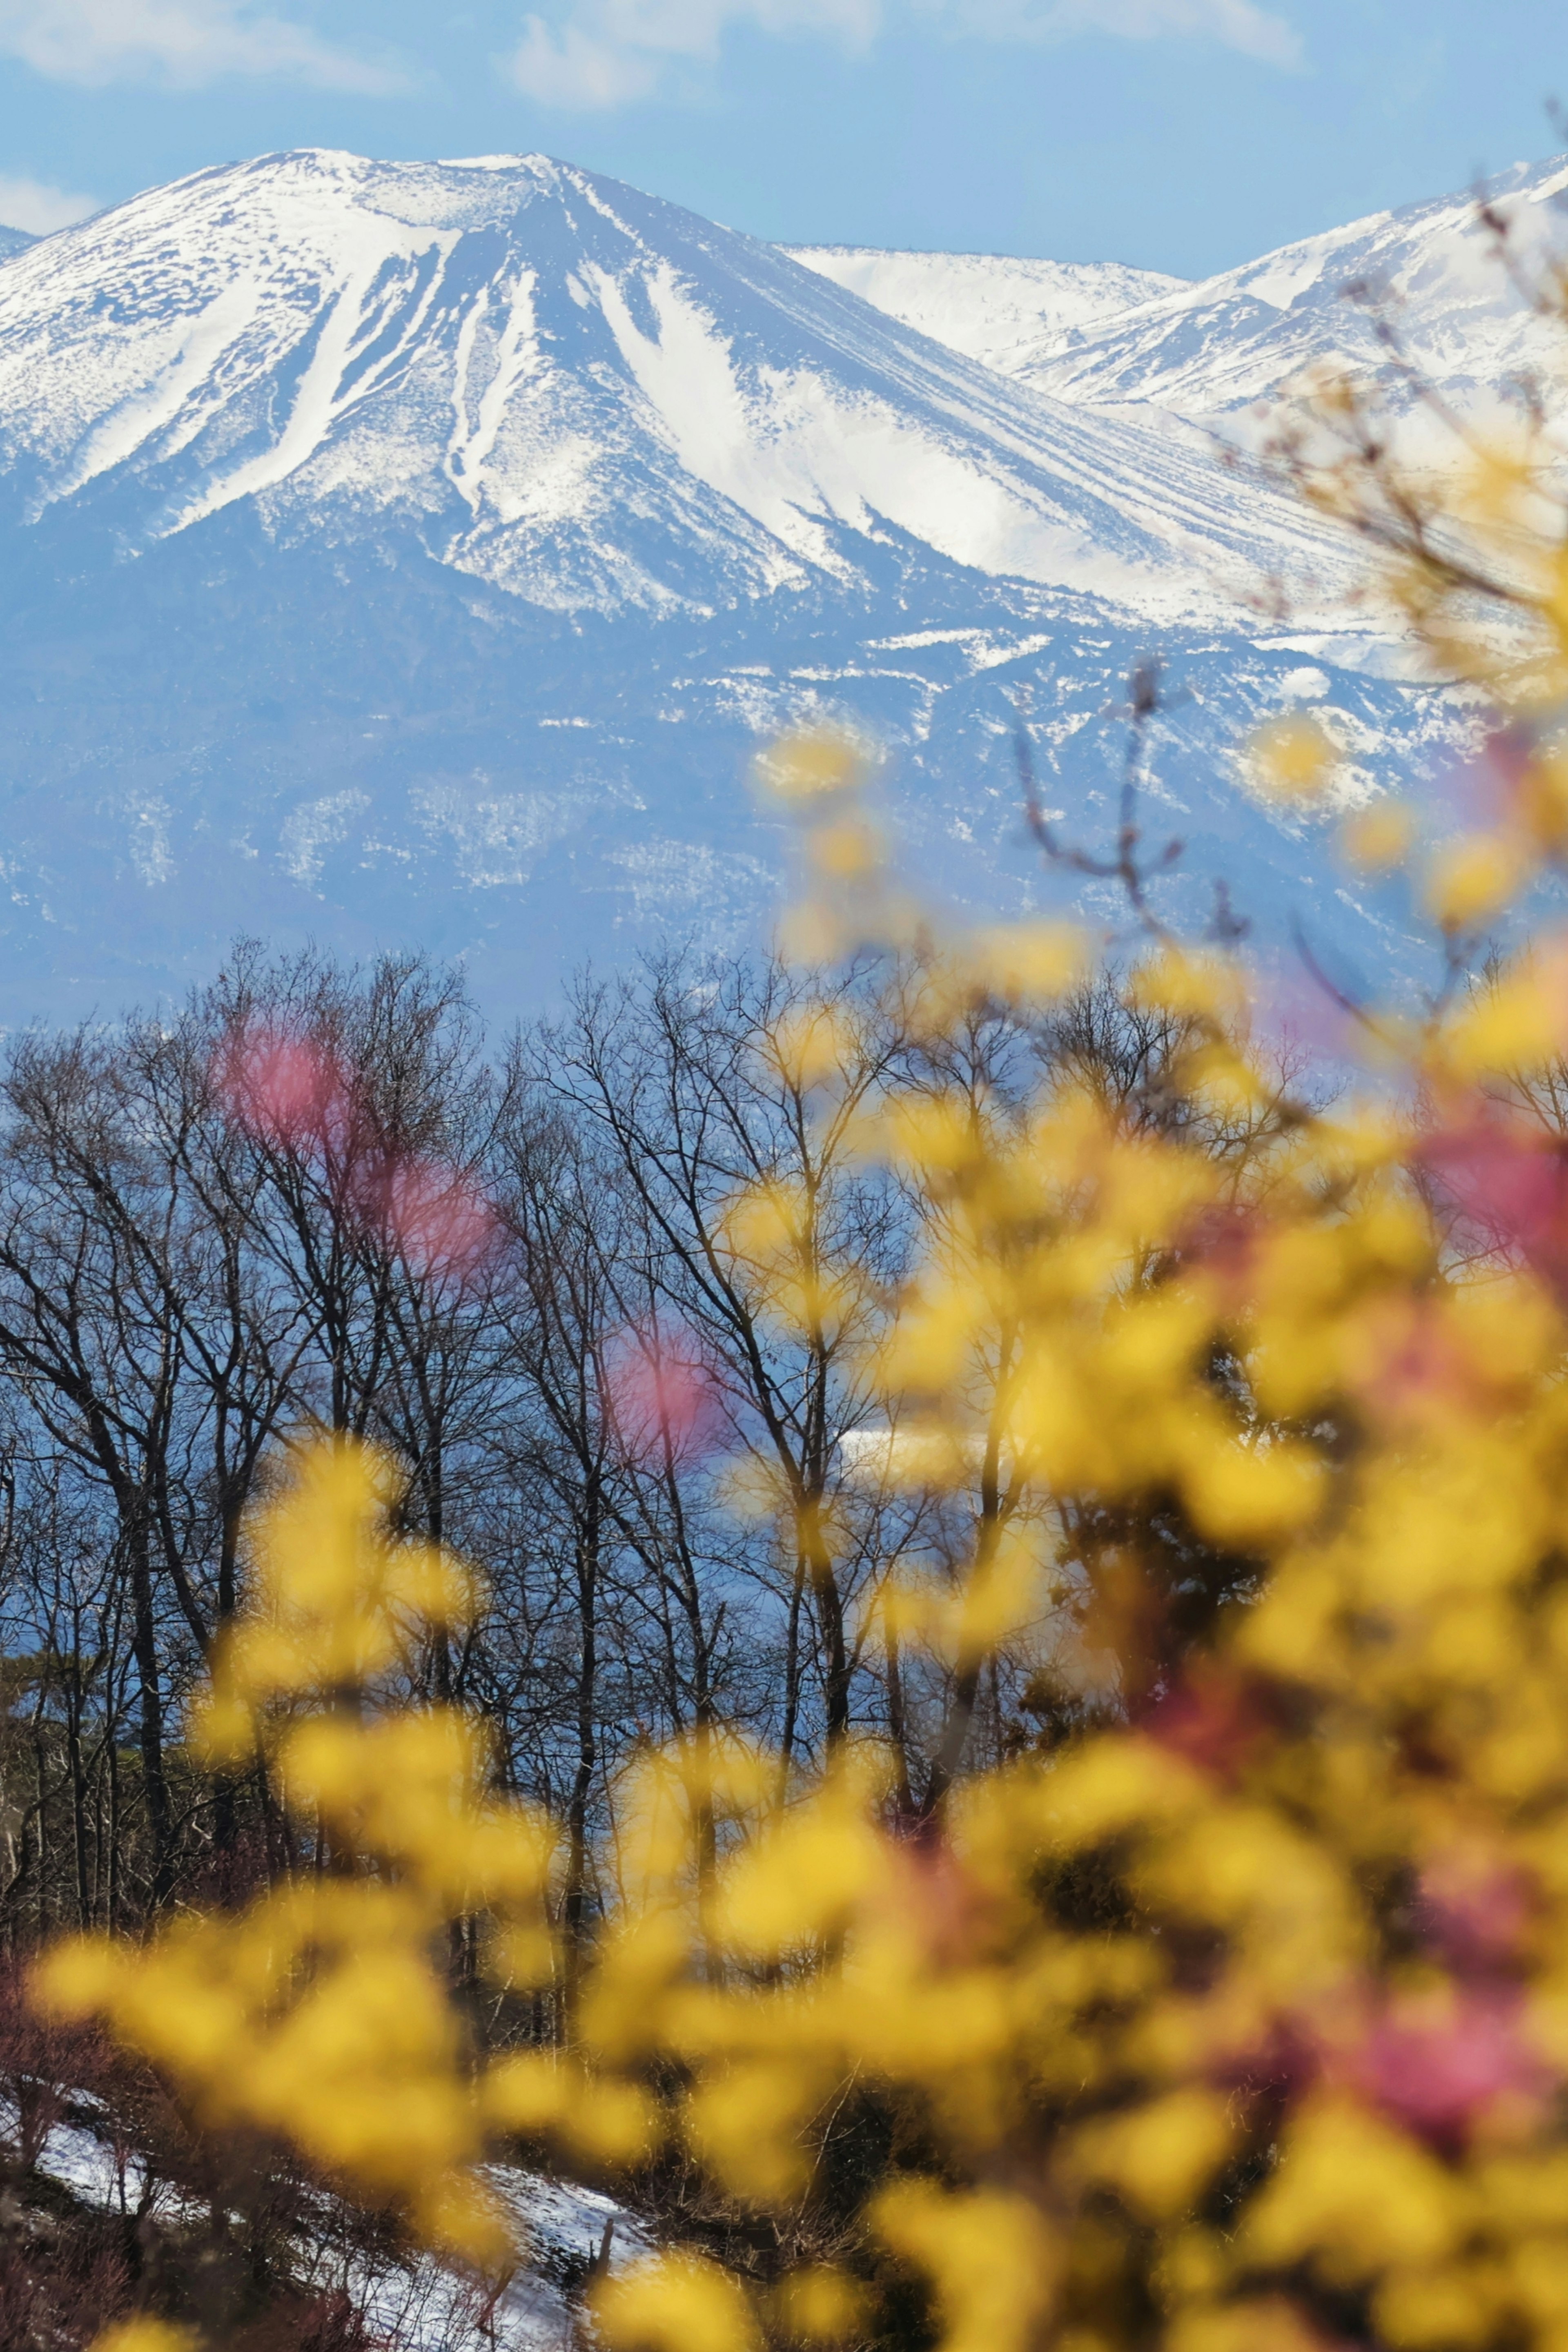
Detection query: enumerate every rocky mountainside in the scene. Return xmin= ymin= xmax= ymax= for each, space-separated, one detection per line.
xmin=0 ymin=147 xmax=1546 ymax=1023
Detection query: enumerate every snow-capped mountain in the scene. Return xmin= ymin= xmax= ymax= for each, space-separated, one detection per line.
xmin=823 ymin=157 xmax=1568 ymax=432
xmin=784 ymin=246 xmax=1185 ymax=380
xmin=0 ymin=147 xmax=1534 ymax=1025
xmin=0 ymin=149 xmax=1328 ymax=619
xmin=0 ymin=225 xmax=34 ymax=263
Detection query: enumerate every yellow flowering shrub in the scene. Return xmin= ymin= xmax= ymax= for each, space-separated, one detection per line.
xmin=33 ymin=1442 xmax=569 ymax=2267
xmin=560 ymin=702 xmax=1568 ymax=2352
xmin=571 ymin=323 xmax=1568 ymax=2347
xmin=43 ymin=214 xmax=1568 ymax=2352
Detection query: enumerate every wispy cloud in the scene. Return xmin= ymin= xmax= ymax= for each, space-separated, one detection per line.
xmin=0 ymin=170 xmax=98 ymax=231
xmin=508 ymin=0 xmax=878 ymax=106
xmin=507 ymin=0 xmax=1298 ymax=108
xmin=0 ymin=0 xmax=408 ymax=91
xmin=510 ymin=18 xmax=660 ymax=106
xmin=990 ymin=0 xmax=1302 ymax=69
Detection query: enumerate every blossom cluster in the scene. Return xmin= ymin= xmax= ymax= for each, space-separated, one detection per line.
xmin=218 ymin=1019 xmax=497 ymax=1279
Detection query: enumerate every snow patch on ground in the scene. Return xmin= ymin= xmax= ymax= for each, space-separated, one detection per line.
xmin=2 ymin=2091 xmax=649 ymax=2352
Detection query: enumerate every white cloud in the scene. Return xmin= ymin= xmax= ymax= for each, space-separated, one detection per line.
xmin=0 ymin=0 xmax=407 ymax=91
xmin=510 ymin=18 xmax=660 ymax=105
xmin=988 ymin=0 xmax=1302 ymax=68
xmin=508 ymin=0 xmax=877 ymax=105
xmin=0 ymin=170 xmax=97 ymax=231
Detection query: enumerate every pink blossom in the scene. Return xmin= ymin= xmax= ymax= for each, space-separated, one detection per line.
xmin=1352 ymin=1990 xmax=1544 ymax=2140
xmin=1248 ymin=958 xmax=1358 ymax=1067
xmin=604 ymin=1326 xmax=726 ymax=1461
xmin=1442 ymin=728 xmax=1532 ymax=830
xmin=1145 ymin=1664 xmax=1272 ymax=1782
xmin=1346 ymin=1294 xmax=1485 ymax=1426
xmin=1182 ymin=1202 xmax=1267 ymax=1311
xmin=365 ymin=1155 xmax=499 ymax=1281
xmin=217 ymin=1024 xmax=351 ymax=1149
xmin=1417 ymin=1848 xmax=1532 ymax=1976
xmin=881 ymin=1825 xmax=1000 ymax=1965
xmin=1420 ymin=1108 xmax=1568 ymax=1294
xmin=216 ymin=1024 xmax=497 ymax=1282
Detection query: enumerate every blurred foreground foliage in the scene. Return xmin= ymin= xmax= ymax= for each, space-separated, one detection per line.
xmin=40 ymin=200 xmax=1568 ymax=2352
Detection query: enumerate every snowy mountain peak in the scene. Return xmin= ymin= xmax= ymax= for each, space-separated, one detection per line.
xmin=0 ymin=147 xmax=1330 ymax=626
xmin=0 ymin=144 xmax=1506 ymax=1029
xmin=802 ymin=156 xmax=1568 ymax=454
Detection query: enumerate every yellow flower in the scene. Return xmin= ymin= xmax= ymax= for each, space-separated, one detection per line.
xmin=1248 ymin=711 xmax=1339 ymax=804
xmin=1245 ymin=2100 xmax=1468 ymax=2278
xmin=1423 ymin=833 xmax=1528 ymax=932
xmin=89 ymin=2328 xmax=199 ymax=2352
xmin=1069 ymin=2087 xmax=1234 ymax=2217
xmin=873 ymin=2183 xmax=1057 ymax=2352
xmin=971 ymin=921 xmax=1089 ymax=1004
xmin=1339 ymin=799 xmax=1416 ymax=872
xmin=595 ymin=2254 xmax=760 ymax=2352
xmin=770 ymin=2266 xmax=867 ymax=2343
xmin=753 ymin=727 xmax=869 ymax=804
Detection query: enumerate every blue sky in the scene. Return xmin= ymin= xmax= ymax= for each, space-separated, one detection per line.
xmin=0 ymin=0 xmax=1562 ymax=277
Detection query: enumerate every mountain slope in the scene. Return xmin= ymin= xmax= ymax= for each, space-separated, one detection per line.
xmin=1025 ymin=157 xmax=1568 ymax=424
xmin=784 ymin=246 xmax=1185 ymax=379
xmin=0 ymin=224 xmax=34 ymax=263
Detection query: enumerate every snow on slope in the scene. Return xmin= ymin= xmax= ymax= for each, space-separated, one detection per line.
xmin=784 ymin=246 xmax=1185 ymax=378
xmin=0 ymin=224 xmax=33 ymax=262
xmin=1009 ymin=156 xmax=1568 ymax=427
xmin=0 ymin=148 xmax=1342 ymax=628
xmin=6 ymin=2091 xmax=648 ymax=2350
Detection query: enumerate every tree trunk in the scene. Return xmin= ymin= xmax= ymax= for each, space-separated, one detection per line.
xmin=127 ymin=1526 xmax=175 ymax=1909
xmin=562 ymin=1486 xmax=600 ymax=2026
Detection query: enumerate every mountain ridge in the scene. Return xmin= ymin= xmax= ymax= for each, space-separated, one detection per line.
xmin=811 ymin=154 xmax=1568 ymax=434
xmin=783 ymin=245 xmax=1186 ymax=379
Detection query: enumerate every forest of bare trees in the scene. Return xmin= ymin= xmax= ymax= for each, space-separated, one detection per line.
xmin=0 ymin=940 xmax=1193 ymax=1977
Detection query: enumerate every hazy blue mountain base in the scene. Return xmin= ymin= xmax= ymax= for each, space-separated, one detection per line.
xmin=0 ymin=499 xmax=1465 ymax=1023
